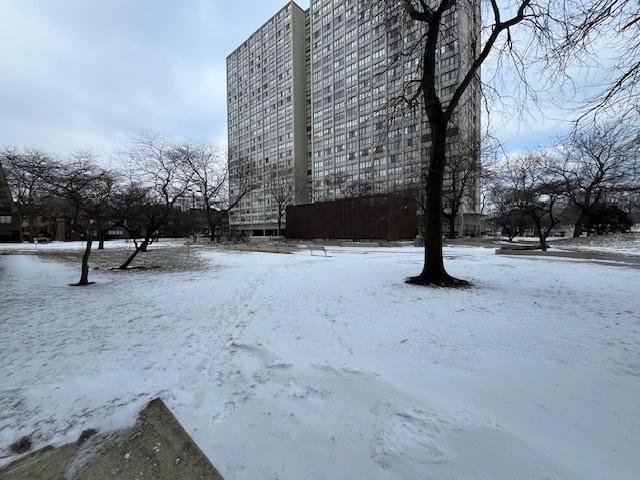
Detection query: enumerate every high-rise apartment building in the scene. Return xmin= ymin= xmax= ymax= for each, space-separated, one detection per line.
xmin=227 ymin=0 xmax=481 ymax=236
xmin=226 ymin=2 xmax=308 ymax=235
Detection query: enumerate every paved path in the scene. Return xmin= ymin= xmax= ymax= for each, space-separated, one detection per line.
xmin=496 ymin=248 xmax=640 ymax=269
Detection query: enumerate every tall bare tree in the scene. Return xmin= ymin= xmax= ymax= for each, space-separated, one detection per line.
xmin=268 ymin=176 xmax=295 ymax=236
xmin=486 ymin=171 xmax=530 ymax=241
xmin=442 ymin=146 xmax=479 ymax=238
xmin=364 ymin=0 xmax=550 ymax=286
xmin=552 ymin=121 xmax=639 ymax=237
xmin=115 ymin=134 xmax=194 ymax=269
xmin=177 ymin=142 xmax=255 ymax=242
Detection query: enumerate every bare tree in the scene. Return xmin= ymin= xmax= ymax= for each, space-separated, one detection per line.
xmin=363 ymin=0 xmax=551 ymax=286
xmin=627 ymin=190 xmax=640 ymax=225
xmin=110 ymin=181 xmax=157 ymax=269
xmin=268 ymin=176 xmax=295 ymax=236
xmin=177 ymin=142 xmax=255 ymax=242
xmin=548 ymin=0 xmax=640 ymax=119
xmin=322 ymin=172 xmax=373 ymax=200
xmin=499 ymin=152 xmax=564 ymax=250
xmin=1 ymin=148 xmax=52 ymax=242
xmin=552 ymin=121 xmax=639 ymax=237
xmin=442 ymin=149 xmax=479 ymax=238
xmin=47 ymin=153 xmax=116 ymax=285
xmin=486 ymin=173 xmax=530 ymax=241
xmin=115 ymin=133 xmax=194 ymax=269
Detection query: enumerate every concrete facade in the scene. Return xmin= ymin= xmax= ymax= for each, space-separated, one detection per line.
xmin=227 ymin=1 xmax=309 ymax=236
xmin=227 ymin=0 xmax=481 ymax=236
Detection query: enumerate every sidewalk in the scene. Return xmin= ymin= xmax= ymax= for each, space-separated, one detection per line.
xmin=496 ymin=248 xmax=640 ymax=269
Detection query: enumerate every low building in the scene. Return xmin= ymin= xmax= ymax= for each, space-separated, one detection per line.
xmin=286 ymin=194 xmax=417 ymax=241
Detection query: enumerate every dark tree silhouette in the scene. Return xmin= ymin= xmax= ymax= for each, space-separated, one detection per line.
xmin=363 ymin=0 xmax=550 ymax=286
xmin=177 ymin=142 xmax=256 ymax=242
xmin=552 ymin=121 xmax=639 ymax=237
xmin=47 ymin=153 xmax=115 ymax=285
xmin=268 ymin=176 xmax=295 ymax=236
xmin=498 ymin=153 xmax=564 ymax=250
xmin=1 ymin=148 xmax=51 ymax=242
xmin=548 ymin=0 xmax=640 ymax=119
xmin=116 ymin=134 xmax=194 ymax=269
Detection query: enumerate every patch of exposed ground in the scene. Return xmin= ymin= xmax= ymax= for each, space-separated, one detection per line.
xmin=1 ymin=243 xmax=210 ymax=274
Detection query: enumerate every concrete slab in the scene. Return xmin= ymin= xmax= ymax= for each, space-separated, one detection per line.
xmin=0 ymin=398 xmax=224 ymax=480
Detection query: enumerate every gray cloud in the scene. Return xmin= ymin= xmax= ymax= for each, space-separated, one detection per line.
xmin=0 ymin=0 xmax=309 ymax=157
xmin=0 ymin=0 xmax=618 ymax=158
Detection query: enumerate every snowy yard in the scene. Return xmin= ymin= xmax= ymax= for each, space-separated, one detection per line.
xmin=553 ymin=233 xmax=640 ymax=257
xmin=1 ymin=242 xmax=639 ymax=479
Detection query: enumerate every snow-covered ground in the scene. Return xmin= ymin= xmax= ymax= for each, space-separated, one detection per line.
xmin=0 ymin=238 xmax=183 ymax=252
xmin=553 ymin=233 xmax=640 ymax=257
xmin=1 ymin=245 xmax=639 ymax=479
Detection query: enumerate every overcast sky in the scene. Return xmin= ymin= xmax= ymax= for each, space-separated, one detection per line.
xmin=0 ymin=0 xmax=608 ymax=158
xmin=0 ymin=0 xmax=310 ymax=157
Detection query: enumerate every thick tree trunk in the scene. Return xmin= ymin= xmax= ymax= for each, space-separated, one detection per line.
xmin=408 ymin=122 xmax=469 ymax=287
xmin=78 ymin=234 xmax=93 ymax=285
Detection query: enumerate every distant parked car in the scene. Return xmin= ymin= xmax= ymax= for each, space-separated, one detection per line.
xmin=34 ymin=236 xmax=50 ymax=243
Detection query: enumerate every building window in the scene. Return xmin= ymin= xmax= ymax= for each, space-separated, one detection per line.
xmin=0 ymin=215 xmax=12 ymax=224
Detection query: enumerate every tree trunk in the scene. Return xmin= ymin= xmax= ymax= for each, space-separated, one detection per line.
xmin=27 ymin=215 xmax=36 ymax=243
xmin=78 ymin=234 xmax=93 ymax=285
xmin=119 ymin=247 xmax=140 ymax=269
xmin=408 ymin=122 xmax=468 ymax=287
xmin=534 ymin=222 xmax=547 ymax=251
xmin=119 ymin=236 xmax=149 ymax=269
xmin=539 ymin=234 xmax=548 ymax=251
xmin=98 ymin=229 xmax=106 ymax=249
xmin=585 ymin=219 xmax=593 ymax=236
xmin=447 ymin=213 xmax=456 ymax=238
xmin=119 ymin=242 xmax=142 ymax=269
xmin=573 ymin=211 xmax=587 ymax=238
xmin=209 ymin=218 xmax=218 ymax=242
